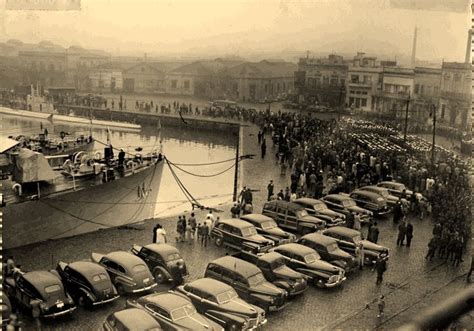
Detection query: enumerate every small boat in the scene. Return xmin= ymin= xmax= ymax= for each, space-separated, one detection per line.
xmin=13 ymin=132 xmax=94 ymax=156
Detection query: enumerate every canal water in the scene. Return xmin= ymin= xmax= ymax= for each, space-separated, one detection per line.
xmin=1 ymin=114 xmax=237 ymax=218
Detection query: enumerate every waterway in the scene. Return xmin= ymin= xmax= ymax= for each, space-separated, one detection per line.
xmin=0 ymin=114 xmax=237 ymax=218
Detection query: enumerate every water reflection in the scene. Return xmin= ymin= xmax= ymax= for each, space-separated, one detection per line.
xmin=1 ymin=116 xmax=237 ymax=218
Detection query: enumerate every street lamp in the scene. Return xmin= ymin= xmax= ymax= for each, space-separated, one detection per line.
xmin=429 ymin=103 xmax=437 ymax=168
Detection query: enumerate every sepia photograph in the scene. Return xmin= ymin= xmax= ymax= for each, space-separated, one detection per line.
xmin=0 ymin=0 xmax=472 ymax=330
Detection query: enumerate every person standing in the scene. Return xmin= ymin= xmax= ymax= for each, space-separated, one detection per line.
xmin=230 ymin=203 xmax=240 ymax=218
xmin=257 ymin=130 xmax=263 ymax=144
xmin=393 ymin=199 xmax=403 ymax=224
xmin=153 ymin=223 xmax=167 ymax=244
xmin=267 ymin=180 xmax=274 ymax=201
xmin=201 ymin=223 xmax=209 ymax=247
xmin=31 ymin=299 xmax=42 ymax=330
xmin=397 ymin=220 xmax=407 ymax=246
xmin=355 ymin=242 xmax=365 ymax=270
xmin=261 ymin=138 xmax=266 ymax=159
xmin=189 ymin=213 xmax=197 ymax=240
xmin=277 ymin=189 xmax=284 ymax=200
xmin=176 ymin=216 xmax=185 ymax=242
xmin=377 ymin=295 xmax=385 ymax=319
xmin=185 ymin=219 xmax=193 ymax=244
xmin=405 ymin=220 xmax=413 ymax=247
xmin=373 ymin=257 xmax=387 ymax=285
xmin=425 ymin=237 xmax=438 ymax=261
xmin=368 ymin=222 xmax=380 ymax=244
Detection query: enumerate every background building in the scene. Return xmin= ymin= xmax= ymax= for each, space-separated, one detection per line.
xmin=412 ymin=67 xmax=441 ymax=121
xmin=377 ymin=66 xmax=414 ymax=117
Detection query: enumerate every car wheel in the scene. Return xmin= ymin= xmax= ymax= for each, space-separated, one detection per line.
xmin=116 ymin=284 xmax=125 ymax=295
xmin=77 ymin=295 xmax=89 ymax=308
xmin=214 ymin=236 xmax=223 ymax=247
xmin=154 ymin=269 xmax=166 ymax=284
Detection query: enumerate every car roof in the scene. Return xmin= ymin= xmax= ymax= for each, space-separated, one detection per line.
xmin=22 ymin=271 xmax=63 ymax=295
xmin=69 ymin=261 xmax=108 ymax=280
xmin=113 ymin=308 xmax=161 ymax=329
xmin=265 ymin=200 xmax=305 ymax=210
xmin=323 ymin=226 xmax=360 ymax=237
xmin=218 ymin=218 xmax=255 ymax=229
xmin=240 ymin=214 xmax=274 ymax=223
xmin=275 ymin=243 xmax=315 ymax=255
xmin=361 ymin=185 xmax=385 ymax=192
xmin=351 ymin=190 xmax=380 ymax=198
xmin=324 ymin=194 xmax=351 ymax=201
xmin=106 ymin=251 xmax=145 ymax=267
xmin=186 ymin=278 xmax=232 ymax=295
xmin=258 ymin=252 xmax=285 ymax=263
xmin=142 ymin=292 xmax=190 ymax=311
xmin=210 ymin=256 xmax=260 ymax=278
xmin=144 ymin=243 xmax=180 ymax=256
xmin=301 ymin=232 xmax=337 ymax=246
xmin=379 ymin=181 xmax=403 ymax=187
xmin=294 ymin=198 xmax=324 ymax=206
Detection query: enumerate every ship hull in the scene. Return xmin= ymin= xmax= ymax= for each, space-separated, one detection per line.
xmin=3 ymin=161 xmax=165 ymax=249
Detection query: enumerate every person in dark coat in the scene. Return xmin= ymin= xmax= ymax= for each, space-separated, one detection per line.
xmin=261 ymin=138 xmax=267 ymax=158
xmin=345 ymin=212 xmax=354 ymax=229
xmin=405 ymin=220 xmax=413 ymax=247
xmin=393 ymin=199 xmax=403 ymax=223
xmin=267 ymin=180 xmax=274 ymax=201
xmin=373 ymin=256 xmax=387 ymax=285
xmin=396 ymin=220 xmax=407 ymax=246
xmin=425 ymin=237 xmax=438 ymax=261
xmin=368 ymin=222 xmax=380 ymax=244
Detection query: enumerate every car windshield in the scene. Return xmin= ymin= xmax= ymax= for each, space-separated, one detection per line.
xmin=261 ymin=221 xmax=277 ymax=230
xmin=342 ymin=199 xmax=356 ymax=207
xmin=166 ymin=253 xmax=181 ymax=262
xmin=132 ymin=264 xmax=147 ymax=273
xmin=241 ymin=227 xmax=258 ymax=237
xmin=304 ymin=253 xmax=320 ymax=264
xmin=247 ymin=273 xmax=265 ymax=286
xmin=171 ymin=304 xmax=197 ymax=321
xmin=327 ymin=242 xmax=339 ymax=252
xmin=270 ymin=258 xmax=286 ymax=270
xmin=92 ymin=273 xmax=109 ymax=282
xmin=44 ymin=284 xmax=62 ymax=294
xmin=352 ymin=235 xmax=362 ymax=243
xmin=297 ymin=210 xmax=309 ymax=218
xmin=216 ymin=289 xmax=238 ymax=304
xmin=313 ymin=203 xmax=325 ymax=211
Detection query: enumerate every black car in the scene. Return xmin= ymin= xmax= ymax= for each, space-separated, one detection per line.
xmin=240 ymin=213 xmax=296 ymax=244
xmin=297 ymin=233 xmax=357 ymax=271
xmin=272 ymin=243 xmax=346 ymax=288
xmin=322 ymin=226 xmax=389 ymax=264
xmin=234 ymin=251 xmax=309 ymax=297
xmin=131 ymin=243 xmax=188 ymax=285
xmin=127 ymin=292 xmax=223 ymax=330
xmin=211 ymin=218 xmax=274 ymax=254
xmin=349 ymin=189 xmax=391 ymax=216
xmin=176 ymin=278 xmax=267 ymax=330
xmin=56 ymin=261 xmax=119 ymax=307
xmin=103 ymin=308 xmax=162 ymax=330
xmin=4 ymin=270 xmax=76 ymax=318
xmin=293 ymin=198 xmax=346 ymax=227
xmin=320 ymin=194 xmax=373 ymax=224
xmin=358 ymin=185 xmax=399 ymax=208
xmin=377 ymin=181 xmax=413 ymax=199
xmin=205 ymin=256 xmax=288 ymax=313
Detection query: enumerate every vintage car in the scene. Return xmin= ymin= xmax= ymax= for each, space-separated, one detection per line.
xmin=102 ymin=308 xmax=162 ymax=331
xmin=56 ymin=261 xmax=119 ymax=307
xmin=297 ymin=233 xmax=357 ymax=271
xmin=205 ymin=256 xmax=288 ymax=313
xmin=176 ymin=278 xmax=267 ymax=330
xmin=262 ymin=200 xmax=326 ymax=235
xmin=233 ymin=251 xmax=308 ymax=296
xmin=272 ymin=243 xmax=346 ymax=288
xmin=211 ymin=218 xmax=275 ymax=254
xmin=91 ymin=251 xmax=157 ymax=294
xmin=293 ymin=198 xmax=346 ymax=227
xmin=2 ymin=294 xmax=12 ymax=325
xmin=349 ymin=189 xmax=391 ymax=216
xmin=240 ymin=213 xmax=296 ymax=244
xmin=377 ymin=181 xmax=413 ymax=199
xmin=3 ymin=270 xmax=76 ymax=318
xmin=322 ymin=226 xmax=389 ymax=264
xmin=131 ymin=243 xmax=188 ymax=285
xmin=358 ymin=185 xmax=400 ymax=208
xmin=127 ymin=292 xmax=223 ymax=331
xmin=320 ymin=194 xmax=373 ymax=223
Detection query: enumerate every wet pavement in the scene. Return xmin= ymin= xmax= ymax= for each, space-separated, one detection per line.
xmin=4 ymin=122 xmax=472 ymax=330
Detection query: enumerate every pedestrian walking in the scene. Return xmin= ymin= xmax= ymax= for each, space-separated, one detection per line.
xmin=176 ymin=216 xmax=185 ymax=242
xmin=197 ymin=223 xmax=203 ymax=243
xmin=189 ymin=213 xmax=197 ymax=240
xmin=185 ymin=220 xmax=193 ymax=244
xmin=396 ymin=219 xmax=407 ymax=246
xmin=373 ymin=257 xmax=387 ymax=285
xmin=261 ymin=138 xmax=266 ymax=159
xmin=355 ymin=242 xmax=365 ymax=270
xmin=201 ymin=223 xmax=209 ymax=247
xmin=405 ymin=220 xmax=413 ymax=247
xmin=425 ymin=237 xmax=437 ymax=261
xmin=377 ymin=295 xmax=385 ymax=319
xmin=267 ymin=180 xmax=274 ymax=201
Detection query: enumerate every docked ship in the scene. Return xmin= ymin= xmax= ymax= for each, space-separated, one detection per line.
xmin=1 ymin=139 xmax=165 ymax=249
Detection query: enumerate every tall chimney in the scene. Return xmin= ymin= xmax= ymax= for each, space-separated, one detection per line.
xmin=465 ymin=29 xmax=471 ymax=64
xmin=411 ymin=26 xmax=417 ymax=68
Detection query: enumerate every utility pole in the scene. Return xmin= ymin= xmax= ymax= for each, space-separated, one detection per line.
xmin=431 ymin=103 xmax=437 ymax=168
xmin=232 ymin=129 xmax=240 ymax=202
xmin=403 ymin=91 xmax=411 ymax=142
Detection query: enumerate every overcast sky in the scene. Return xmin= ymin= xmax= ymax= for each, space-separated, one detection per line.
xmin=0 ymin=0 xmax=470 ymax=62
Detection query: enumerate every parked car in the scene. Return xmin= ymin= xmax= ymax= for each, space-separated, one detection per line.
xmin=56 ymin=261 xmax=119 ymax=307
xmin=322 ymin=226 xmax=389 ymax=264
xmin=2 ymin=294 xmax=12 ymax=325
xmin=205 ymin=256 xmax=288 ymax=313
xmin=176 ymin=278 xmax=267 ymax=330
xmin=377 ymin=181 xmax=413 ymax=199
xmin=131 ymin=243 xmax=188 ymax=285
xmin=293 ymin=198 xmax=346 ymax=227
xmin=91 ymin=251 xmax=157 ymax=294
xmin=349 ymin=189 xmax=391 ymax=216
xmin=3 ymin=270 xmax=76 ymax=318
xmin=297 ymin=233 xmax=357 ymax=272
xmin=211 ymin=218 xmax=274 ymax=254
xmin=127 ymin=291 xmax=223 ymax=330
xmin=272 ymin=243 xmax=346 ymax=288
xmin=262 ymin=200 xmax=326 ymax=235
xmin=358 ymin=185 xmax=400 ymax=208
xmin=233 ymin=251 xmax=309 ymax=297
xmin=320 ymin=194 xmax=373 ymax=223
xmin=240 ymin=213 xmax=296 ymax=244
xmin=102 ymin=308 xmax=162 ymax=331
